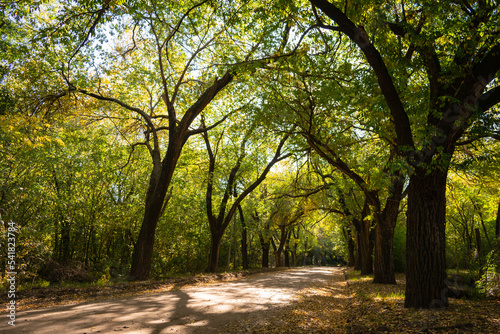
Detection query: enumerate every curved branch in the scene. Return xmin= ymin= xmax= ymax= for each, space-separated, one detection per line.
xmin=75 ymin=88 xmax=159 ymax=152
xmin=478 ymin=83 xmax=500 ymax=113
xmin=221 ymin=133 xmax=292 ymax=232
xmin=67 ymin=0 xmax=112 ymax=74
xmin=309 ymin=0 xmax=414 ymax=151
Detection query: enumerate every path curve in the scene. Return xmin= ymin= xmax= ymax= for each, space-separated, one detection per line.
xmin=3 ymin=266 xmax=344 ymax=334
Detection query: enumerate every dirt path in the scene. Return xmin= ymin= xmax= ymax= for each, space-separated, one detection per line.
xmin=2 ymin=267 xmax=345 ymax=334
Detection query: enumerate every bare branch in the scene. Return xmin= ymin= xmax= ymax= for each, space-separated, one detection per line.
xmin=171 ymin=35 xmax=217 ymax=106
xmin=67 ymin=0 xmax=112 ymax=78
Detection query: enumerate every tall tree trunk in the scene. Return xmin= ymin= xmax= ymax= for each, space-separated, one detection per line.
xmin=373 ymin=178 xmax=403 ymax=284
xmin=373 ymin=219 xmax=396 ymax=284
xmin=129 ymin=71 xmax=234 ymax=280
xmin=405 ymin=168 xmax=448 ymax=308
xmin=238 ymin=204 xmax=249 ymax=270
xmin=259 ymin=233 xmax=270 ymax=268
xmin=346 ymin=228 xmax=356 ymax=267
xmin=129 ymin=156 xmax=175 ymax=280
xmin=208 ymin=230 xmax=224 ymax=273
xmin=354 ymin=228 xmax=362 ymax=270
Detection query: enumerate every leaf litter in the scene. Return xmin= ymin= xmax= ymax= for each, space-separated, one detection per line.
xmin=221 ymin=268 xmax=500 ymax=333
xmin=2 ymin=267 xmax=499 ymax=333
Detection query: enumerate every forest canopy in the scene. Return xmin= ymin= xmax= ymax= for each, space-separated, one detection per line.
xmin=1 ymin=0 xmax=499 ymax=309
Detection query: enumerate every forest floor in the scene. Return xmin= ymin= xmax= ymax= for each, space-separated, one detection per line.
xmin=1 ymin=266 xmax=499 ymax=333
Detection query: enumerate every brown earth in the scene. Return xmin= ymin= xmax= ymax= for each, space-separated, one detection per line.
xmin=4 ymin=267 xmax=498 ymax=333
xmin=1 ymin=266 xmax=346 ymax=333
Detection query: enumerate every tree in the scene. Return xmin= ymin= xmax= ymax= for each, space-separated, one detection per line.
xmin=16 ymin=0 xmax=296 ymax=279
xmin=309 ymin=0 xmax=500 ymax=307
xmin=202 ymin=119 xmax=291 ymax=272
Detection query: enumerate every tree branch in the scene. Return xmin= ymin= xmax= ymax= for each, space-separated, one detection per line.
xmin=309 ymin=0 xmax=415 ymax=151
xmin=75 ymin=88 xmax=160 ymax=153
xmin=478 ymin=84 xmax=500 ymax=112
xmin=221 ymin=133 xmax=292 ymax=232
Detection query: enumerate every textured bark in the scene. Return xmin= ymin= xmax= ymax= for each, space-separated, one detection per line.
xmin=352 ymin=200 xmax=373 ymax=275
xmin=405 ymin=168 xmax=448 ymax=308
xmin=373 ymin=177 xmax=404 ymax=284
xmin=373 ymin=220 xmax=396 ymax=284
xmin=129 ymin=145 xmax=178 ymax=280
xmin=208 ymin=231 xmax=224 ymax=273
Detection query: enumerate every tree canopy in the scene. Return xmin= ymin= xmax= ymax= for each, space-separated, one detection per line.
xmin=1 ymin=0 xmax=499 ymax=310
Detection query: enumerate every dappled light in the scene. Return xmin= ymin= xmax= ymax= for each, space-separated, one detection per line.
xmin=7 ymin=267 xmax=342 ymax=333
xmin=1 ymin=0 xmax=500 ymax=331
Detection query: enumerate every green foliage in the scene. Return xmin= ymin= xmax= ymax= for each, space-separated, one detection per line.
xmin=1 ymin=0 xmax=499 ymax=293
xmin=0 ymin=111 xmax=150 ymax=282
xmin=477 ymin=241 xmax=500 ymax=298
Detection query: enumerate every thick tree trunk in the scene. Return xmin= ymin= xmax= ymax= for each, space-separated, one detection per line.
xmin=373 ymin=220 xmax=396 ymax=284
xmin=129 ymin=157 xmax=175 ymax=280
xmin=405 ymin=168 xmax=448 ymax=308
xmin=258 ymin=228 xmax=270 ymax=268
xmin=129 ymin=190 xmax=164 ymax=279
xmin=208 ymin=230 xmax=224 ymax=272
xmin=373 ymin=178 xmax=403 ymax=284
